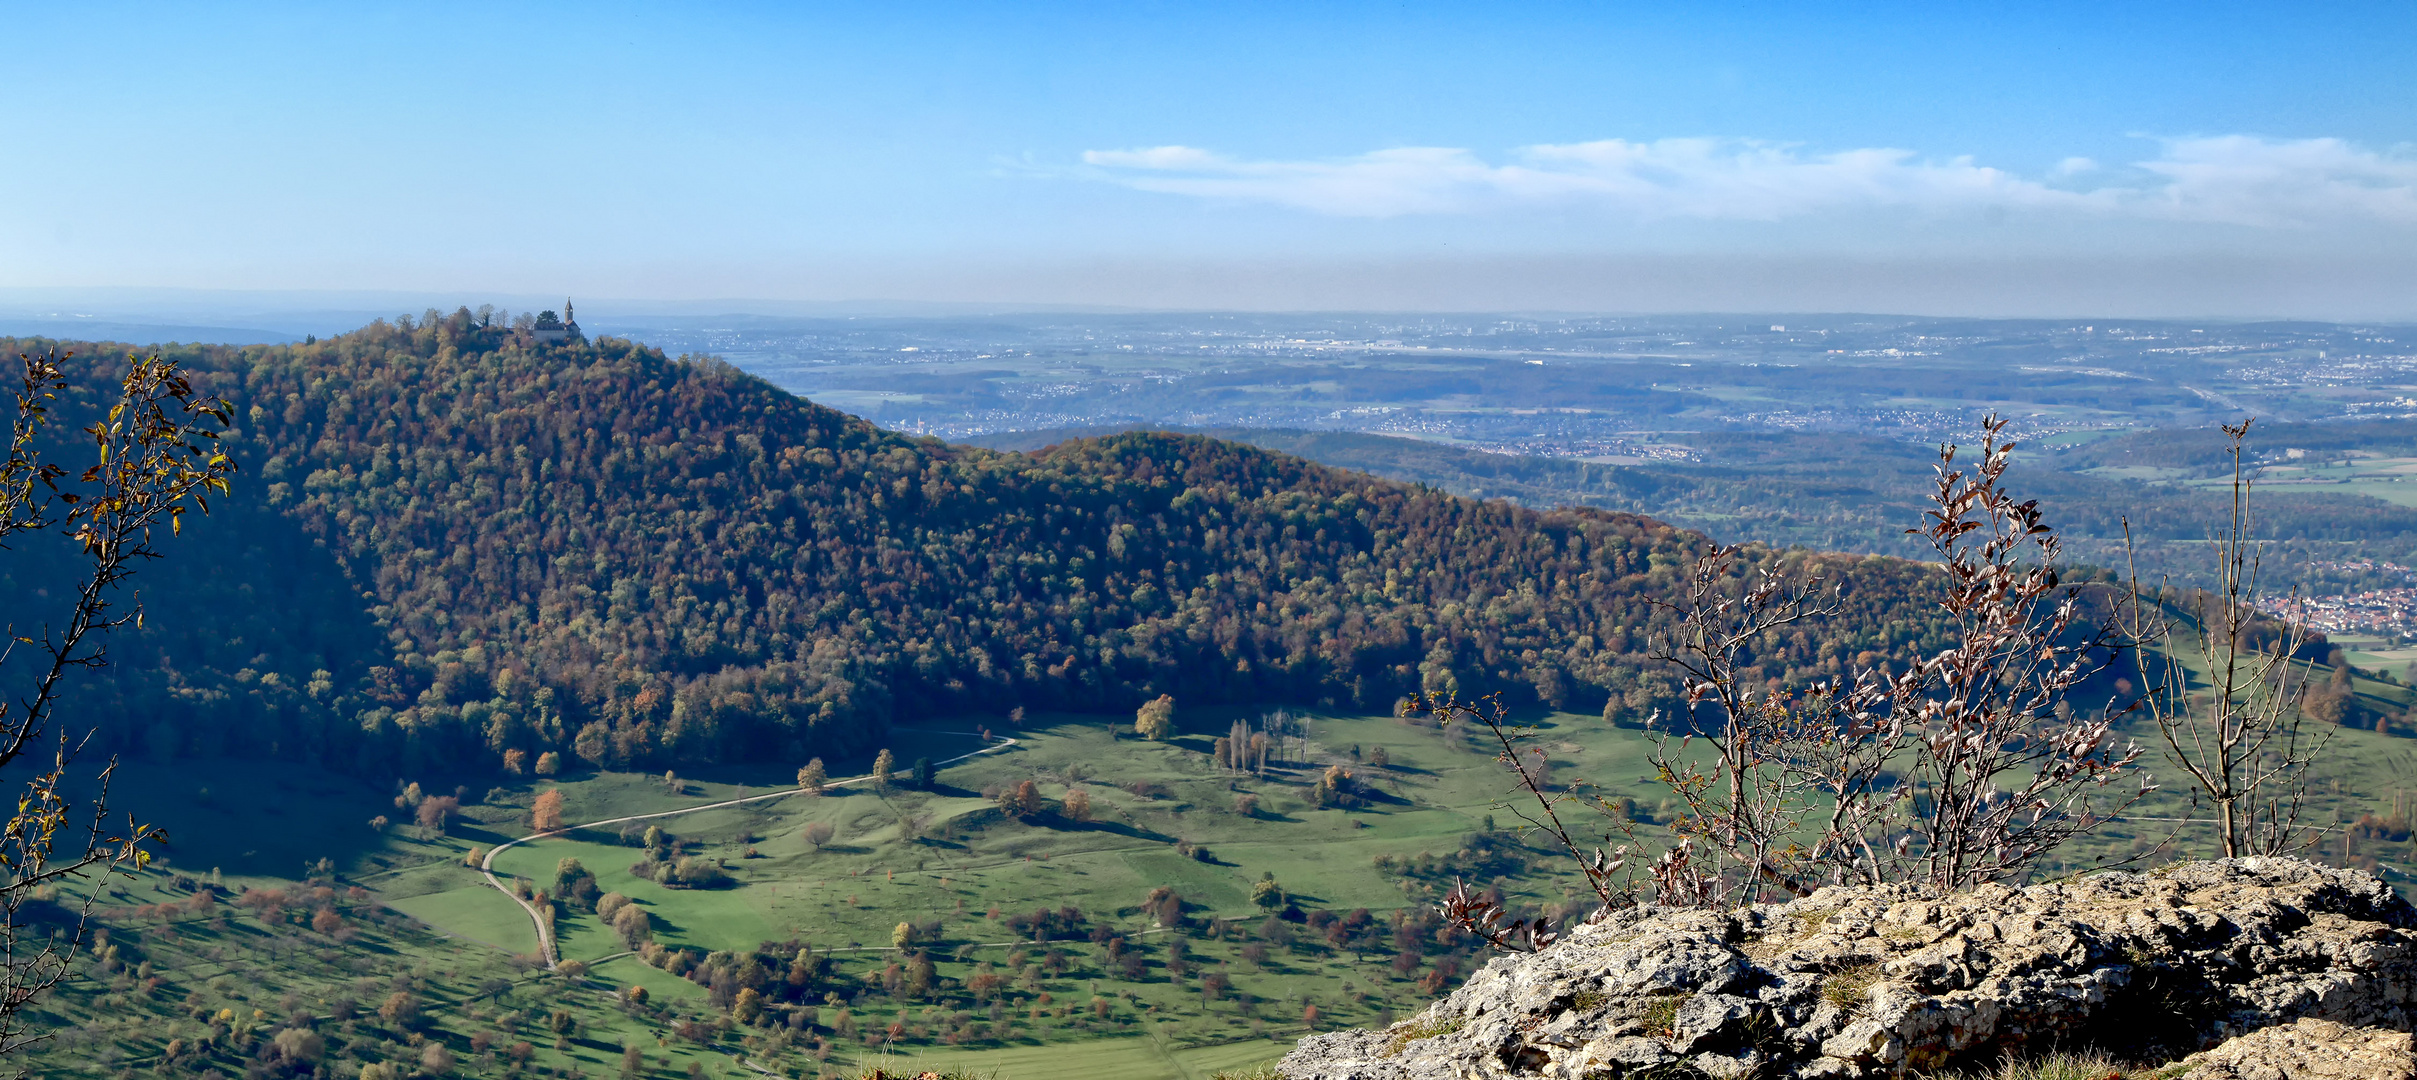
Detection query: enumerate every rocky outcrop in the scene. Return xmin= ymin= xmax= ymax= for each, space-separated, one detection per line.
xmin=1278 ymin=859 xmax=2417 ymax=1079
xmin=2178 ymin=1018 xmax=2416 ymax=1080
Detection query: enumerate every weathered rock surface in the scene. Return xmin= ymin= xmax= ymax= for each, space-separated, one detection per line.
xmin=1277 ymin=858 xmax=2417 ymax=1079
xmin=2178 ymin=1018 xmax=2416 ymax=1080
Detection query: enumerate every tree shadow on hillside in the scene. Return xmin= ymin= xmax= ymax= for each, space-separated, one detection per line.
xmin=803 ymin=843 xmax=874 ymax=856
xmin=1057 ymin=819 xmax=1176 ymax=843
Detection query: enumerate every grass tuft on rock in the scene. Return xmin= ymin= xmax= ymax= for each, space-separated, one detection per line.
xmin=1821 ymin=961 xmax=1884 ymax=1014
xmin=1381 ymin=1012 xmax=1467 ymax=1056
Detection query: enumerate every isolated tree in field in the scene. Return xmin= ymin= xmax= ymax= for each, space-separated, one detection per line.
xmin=415 ymin=795 xmax=460 ymax=834
xmin=996 ymin=779 xmax=1046 ymax=818
xmin=530 ymin=790 xmax=566 ymax=832
xmin=912 ymin=756 xmax=934 ymax=789
xmin=1061 ymin=788 xmax=1092 ymax=823
xmin=553 ymin=858 xmax=600 ymax=910
xmin=271 ymin=1027 xmax=324 ymax=1064
xmin=1250 ymin=875 xmax=1284 ymax=911
xmin=380 ymin=991 xmax=421 ymax=1027
xmin=611 ymin=901 xmax=652 ymax=946
xmin=1144 ymin=886 xmax=1183 ymax=927
xmin=802 ymin=821 xmax=835 ymax=849
xmin=892 ymin=922 xmax=915 ymax=950
xmin=797 ymin=758 xmax=827 ymax=794
xmin=1367 ymin=745 xmax=1389 ymax=769
xmin=0 ymin=348 xmax=235 ymax=1058
xmin=1135 ymin=695 xmax=1176 ymax=740
xmin=872 ymin=749 xmax=896 ymax=792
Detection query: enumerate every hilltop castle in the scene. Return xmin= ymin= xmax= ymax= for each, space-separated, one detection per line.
xmin=532 ymin=298 xmax=584 ymax=344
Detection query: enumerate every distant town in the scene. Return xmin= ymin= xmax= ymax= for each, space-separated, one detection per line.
xmin=2258 ymin=560 xmax=2417 ymax=640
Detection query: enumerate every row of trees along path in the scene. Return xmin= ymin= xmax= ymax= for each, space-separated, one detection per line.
xmin=479 ymin=731 xmax=1019 ymax=969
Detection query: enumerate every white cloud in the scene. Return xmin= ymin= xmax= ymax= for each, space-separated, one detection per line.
xmin=1081 ymin=136 xmax=2417 ymax=227
xmin=2135 ymin=136 xmax=2417 ymax=225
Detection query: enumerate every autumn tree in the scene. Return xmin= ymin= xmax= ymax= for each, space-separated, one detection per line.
xmin=1135 ymin=695 xmax=1176 ymax=740
xmin=996 ymin=779 xmax=1045 ymax=818
xmin=380 ymin=991 xmax=421 ymax=1027
xmin=1250 ymin=875 xmax=1284 ymax=911
xmin=802 ymin=821 xmax=836 ymax=849
xmin=1061 ymin=788 xmax=1092 ymax=823
xmin=502 ymin=749 xmax=527 ymax=776
xmin=1143 ymin=886 xmax=1182 ymax=927
xmin=0 ymin=348 xmax=235 ymax=1057
xmin=534 ymin=752 xmax=560 ymax=777
xmin=530 ymin=790 xmax=566 ymax=832
xmin=871 ymin=749 xmax=896 ymax=792
xmin=797 ymin=758 xmax=827 ymax=794
xmin=415 ymin=795 xmax=460 ymax=834
xmin=611 ymin=902 xmax=652 ymax=947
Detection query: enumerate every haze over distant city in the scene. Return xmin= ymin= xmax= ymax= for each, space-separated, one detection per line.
xmin=6 ymin=2 xmax=2416 ymax=316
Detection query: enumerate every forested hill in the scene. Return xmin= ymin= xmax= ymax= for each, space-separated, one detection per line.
xmin=3 ymin=313 xmax=1947 ymax=780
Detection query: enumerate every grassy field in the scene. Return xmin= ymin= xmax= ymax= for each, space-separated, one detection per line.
xmin=26 ymin=679 xmax=2417 ymax=1079
xmin=2173 ymin=455 xmax=2417 ymax=509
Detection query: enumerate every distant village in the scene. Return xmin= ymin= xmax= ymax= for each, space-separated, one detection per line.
xmin=2257 ymin=559 xmax=2417 ymax=639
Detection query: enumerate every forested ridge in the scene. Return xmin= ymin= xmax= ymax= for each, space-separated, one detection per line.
xmin=2 ymin=313 xmax=1956 ymax=780
xmin=981 ymin=426 xmax=2417 ymax=565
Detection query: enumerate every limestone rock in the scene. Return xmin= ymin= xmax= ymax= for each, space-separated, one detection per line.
xmin=2177 ymin=1018 xmax=2416 ymax=1080
xmin=1273 ymin=858 xmax=2417 ymax=1079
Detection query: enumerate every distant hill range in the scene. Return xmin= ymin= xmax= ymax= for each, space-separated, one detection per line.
xmin=971 ymin=423 xmax=2417 ymax=586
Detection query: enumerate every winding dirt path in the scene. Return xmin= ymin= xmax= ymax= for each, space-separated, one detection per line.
xmin=479 ymin=730 xmax=1018 ymax=969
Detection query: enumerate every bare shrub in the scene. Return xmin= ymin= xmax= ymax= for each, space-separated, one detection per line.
xmin=1431 ymin=416 xmax=2158 ymax=938
xmin=2122 ymin=419 xmax=2327 ymax=858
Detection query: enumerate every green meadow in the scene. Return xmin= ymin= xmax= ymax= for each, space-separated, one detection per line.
xmin=29 ymin=684 xmax=2417 ymax=1079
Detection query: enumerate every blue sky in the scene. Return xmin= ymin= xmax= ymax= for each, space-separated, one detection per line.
xmin=5 ymin=2 xmax=2415 ymax=315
